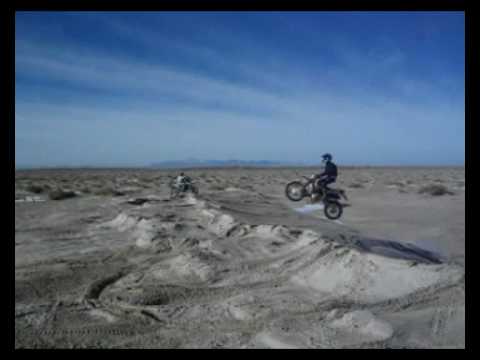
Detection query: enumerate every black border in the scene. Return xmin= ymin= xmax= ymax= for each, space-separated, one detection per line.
xmin=464 ymin=5 xmax=474 ymax=354
xmin=11 ymin=0 xmax=472 ymax=352
xmin=11 ymin=0 xmax=467 ymax=12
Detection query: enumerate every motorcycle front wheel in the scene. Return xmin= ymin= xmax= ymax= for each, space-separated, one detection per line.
xmin=285 ymin=181 xmax=305 ymax=201
xmin=324 ymin=201 xmax=343 ymax=220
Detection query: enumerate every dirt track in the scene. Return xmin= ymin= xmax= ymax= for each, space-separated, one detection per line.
xmin=15 ymin=167 xmax=465 ymax=348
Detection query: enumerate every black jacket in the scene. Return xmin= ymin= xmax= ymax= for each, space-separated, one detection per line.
xmin=321 ymin=161 xmax=337 ymax=177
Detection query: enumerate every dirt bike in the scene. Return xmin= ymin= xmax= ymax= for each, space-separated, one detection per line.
xmin=285 ymin=175 xmax=349 ymax=220
xmin=169 ymin=178 xmax=199 ymax=199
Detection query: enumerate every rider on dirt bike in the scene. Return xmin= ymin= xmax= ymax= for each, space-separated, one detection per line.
xmin=311 ymin=153 xmax=338 ymax=201
xmin=284 ymin=155 xmax=347 ymax=219
xmin=175 ymin=172 xmax=190 ymax=192
xmin=170 ymin=172 xmax=198 ymax=198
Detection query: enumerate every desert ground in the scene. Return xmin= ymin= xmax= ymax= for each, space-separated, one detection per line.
xmin=15 ymin=167 xmax=465 ymax=348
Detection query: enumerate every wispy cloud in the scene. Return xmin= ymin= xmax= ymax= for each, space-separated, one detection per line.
xmin=16 ymin=38 xmax=300 ymax=118
xmin=15 ymin=12 xmax=465 ymax=166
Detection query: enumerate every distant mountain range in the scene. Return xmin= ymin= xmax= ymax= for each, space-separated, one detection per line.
xmin=149 ymin=159 xmax=310 ymax=169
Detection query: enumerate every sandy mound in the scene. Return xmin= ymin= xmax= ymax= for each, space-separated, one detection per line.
xmin=103 ymin=213 xmax=160 ymax=248
xmin=291 ymin=246 xmax=462 ymax=303
xmin=329 ymin=310 xmax=393 ymax=342
xmin=104 ymin=212 xmax=139 ymax=232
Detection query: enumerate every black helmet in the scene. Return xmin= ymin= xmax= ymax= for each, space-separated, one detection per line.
xmin=322 ymin=153 xmax=332 ymax=161
xmin=180 ymin=172 xmax=185 ymax=176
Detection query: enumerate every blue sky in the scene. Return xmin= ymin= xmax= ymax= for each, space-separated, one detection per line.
xmin=15 ymin=11 xmax=465 ymax=167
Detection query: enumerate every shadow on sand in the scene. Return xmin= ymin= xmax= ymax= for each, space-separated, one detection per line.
xmin=291 ymin=203 xmax=444 ymax=265
xmin=351 ymin=236 xmax=444 ymax=264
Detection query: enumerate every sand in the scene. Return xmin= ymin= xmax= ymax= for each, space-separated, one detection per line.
xmin=15 ymin=167 xmax=465 ymax=348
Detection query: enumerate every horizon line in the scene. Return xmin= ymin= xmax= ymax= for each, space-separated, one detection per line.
xmin=15 ymin=164 xmax=465 ymax=171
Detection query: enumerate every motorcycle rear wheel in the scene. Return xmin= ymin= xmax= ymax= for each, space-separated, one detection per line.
xmin=324 ymin=201 xmax=343 ymax=220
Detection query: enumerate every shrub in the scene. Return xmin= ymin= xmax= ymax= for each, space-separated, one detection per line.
xmin=93 ymin=187 xmax=125 ymax=196
xmin=418 ymin=184 xmax=454 ymax=196
xmin=80 ymin=187 xmax=92 ymax=194
xmin=49 ymin=189 xmax=77 ymax=200
xmin=26 ymin=184 xmax=46 ymax=194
